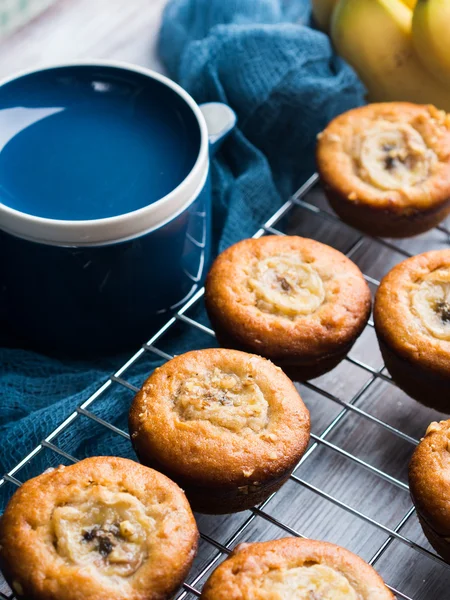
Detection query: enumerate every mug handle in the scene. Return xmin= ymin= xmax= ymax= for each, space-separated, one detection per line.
xmin=199 ymin=102 xmax=237 ymax=155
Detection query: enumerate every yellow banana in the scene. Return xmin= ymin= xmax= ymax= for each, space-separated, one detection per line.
xmin=401 ymin=0 xmax=418 ymax=8
xmin=311 ymin=0 xmax=339 ymax=32
xmin=331 ymin=0 xmax=450 ymax=110
xmin=412 ymin=0 xmax=450 ymax=86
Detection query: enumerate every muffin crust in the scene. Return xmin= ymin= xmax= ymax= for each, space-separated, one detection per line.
xmin=409 ymin=420 xmax=450 ymax=562
xmin=317 ymin=103 xmax=450 ymax=237
xmin=205 ymin=236 xmax=371 ymax=380
xmin=129 ymin=349 xmax=310 ymax=513
xmin=200 ymin=538 xmax=394 ymax=599
xmin=0 ymin=457 xmax=198 ymax=600
xmin=374 ymin=249 xmax=450 ymax=409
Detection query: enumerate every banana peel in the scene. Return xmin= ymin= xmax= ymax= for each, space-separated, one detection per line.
xmin=331 ymin=0 xmax=450 ymax=110
xmin=312 ymin=0 xmax=417 ymax=31
xmin=311 ymin=0 xmax=338 ymax=31
xmin=413 ymin=0 xmax=450 ymax=87
xmin=401 ymin=0 xmax=418 ymax=8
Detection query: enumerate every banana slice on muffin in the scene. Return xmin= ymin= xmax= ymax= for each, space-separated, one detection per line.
xmin=358 ymin=122 xmax=437 ymax=191
xmin=52 ymin=486 xmax=155 ymax=577
xmin=205 ymin=236 xmax=371 ymax=380
xmin=317 ymin=102 xmax=450 ymax=237
xmin=200 ymin=538 xmax=394 ymax=599
xmin=247 ymin=253 xmax=326 ymax=317
xmin=129 ymin=348 xmax=310 ymax=514
xmin=410 ymin=267 xmax=450 ymax=341
xmin=0 ymin=457 xmax=198 ymax=600
xmin=374 ymin=249 xmax=450 ymax=410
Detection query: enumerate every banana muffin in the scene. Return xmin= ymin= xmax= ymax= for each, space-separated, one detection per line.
xmin=374 ymin=249 xmax=450 ymax=410
xmin=0 ymin=457 xmax=198 ymax=600
xmin=409 ymin=420 xmax=450 ymax=563
xmin=129 ymin=348 xmax=310 ymax=514
xmin=317 ymin=102 xmax=450 ymax=237
xmin=200 ymin=538 xmax=394 ymax=599
xmin=204 ymin=236 xmax=371 ymax=380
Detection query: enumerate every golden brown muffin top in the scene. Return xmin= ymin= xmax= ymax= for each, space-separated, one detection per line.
xmin=409 ymin=420 xmax=450 ymax=536
xmin=0 ymin=456 xmax=198 ymax=600
xmin=374 ymin=249 xmax=450 ymax=377
xmin=200 ymin=538 xmax=394 ymax=600
xmin=205 ymin=236 xmax=371 ymax=362
xmin=317 ymin=103 xmax=450 ymax=211
xmin=129 ymin=349 xmax=310 ymax=488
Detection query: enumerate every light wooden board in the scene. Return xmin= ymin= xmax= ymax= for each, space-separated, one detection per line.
xmin=0 ymin=0 xmax=167 ymax=77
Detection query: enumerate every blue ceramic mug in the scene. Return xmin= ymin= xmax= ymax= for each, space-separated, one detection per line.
xmin=0 ymin=61 xmax=236 ymax=355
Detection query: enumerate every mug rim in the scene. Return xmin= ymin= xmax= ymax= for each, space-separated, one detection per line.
xmin=0 ymin=60 xmax=210 ymax=246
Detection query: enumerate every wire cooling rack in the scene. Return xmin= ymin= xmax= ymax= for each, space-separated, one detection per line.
xmin=1 ymin=173 xmax=450 ymax=600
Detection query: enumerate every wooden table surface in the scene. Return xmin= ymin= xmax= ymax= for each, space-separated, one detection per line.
xmin=0 ymin=0 xmax=167 ymax=78
xmin=1 ymin=3 xmax=450 ymax=599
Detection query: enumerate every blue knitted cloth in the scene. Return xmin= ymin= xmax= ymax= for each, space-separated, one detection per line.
xmin=0 ymin=0 xmax=364 ymax=475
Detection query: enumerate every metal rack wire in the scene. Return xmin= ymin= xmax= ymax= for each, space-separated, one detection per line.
xmin=1 ymin=173 xmax=449 ymax=600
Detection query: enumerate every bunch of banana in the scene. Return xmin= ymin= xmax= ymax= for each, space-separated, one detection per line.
xmin=311 ymin=0 xmax=450 ymax=111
